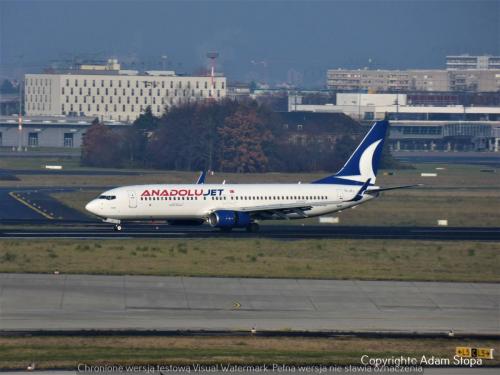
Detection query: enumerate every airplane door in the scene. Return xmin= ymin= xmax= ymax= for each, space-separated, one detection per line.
xmin=128 ymin=191 xmax=137 ymax=208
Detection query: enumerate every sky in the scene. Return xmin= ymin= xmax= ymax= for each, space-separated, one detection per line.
xmin=0 ymin=0 xmax=498 ymax=86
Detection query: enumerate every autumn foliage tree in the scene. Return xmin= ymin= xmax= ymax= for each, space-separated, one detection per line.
xmin=81 ymin=100 xmax=401 ymax=172
xmin=81 ymin=119 xmax=124 ymax=167
xmin=218 ymin=105 xmax=273 ymax=172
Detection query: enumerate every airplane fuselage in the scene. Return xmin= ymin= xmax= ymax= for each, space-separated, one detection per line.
xmin=86 ymin=183 xmax=376 ymax=221
xmin=85 ymin=120 xmax=409 ymax=231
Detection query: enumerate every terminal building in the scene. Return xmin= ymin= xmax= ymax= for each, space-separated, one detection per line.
xmin=289 ymin=93 xmax=500 ymax=152
xmin=25 ymin=59 xmax=227 ymax=122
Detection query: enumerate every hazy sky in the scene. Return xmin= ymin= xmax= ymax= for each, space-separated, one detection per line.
xmin=0 ymin=0 xmax=498 ymax=86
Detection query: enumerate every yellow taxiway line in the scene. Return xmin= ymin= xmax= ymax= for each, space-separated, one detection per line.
xmin=9 ymin=191 xmax=54 ymax=220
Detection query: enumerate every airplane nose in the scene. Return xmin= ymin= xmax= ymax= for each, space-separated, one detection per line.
xmin=85 ymin=199 xmax=98 ymax=215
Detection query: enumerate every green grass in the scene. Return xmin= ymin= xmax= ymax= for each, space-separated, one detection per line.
xmin=0 ymin=336 xmax=498 ymax=369
xmin=0 ymin=239 xmax=498 ymax=282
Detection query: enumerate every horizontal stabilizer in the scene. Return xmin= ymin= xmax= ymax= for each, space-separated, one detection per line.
xmin=348 ymin=178 xmax=371 ymax=202
xmin=367 ymin=184 xmax=422 ymax=193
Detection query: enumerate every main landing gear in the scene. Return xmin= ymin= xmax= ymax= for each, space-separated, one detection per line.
xmin=217 ymin=222 xmax=260 ymax=233
xmin=113 ymin=224 xmax=123 ymax=231
xmin=246 ymin=222 xmax=260 ymax=233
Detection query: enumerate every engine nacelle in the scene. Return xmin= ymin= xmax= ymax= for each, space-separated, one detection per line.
xmin=208 ymin=210 xmax=251 ymax=228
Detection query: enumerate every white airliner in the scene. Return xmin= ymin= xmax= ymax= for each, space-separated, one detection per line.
xmin=85 ymin=120 xmax=415 ymax=232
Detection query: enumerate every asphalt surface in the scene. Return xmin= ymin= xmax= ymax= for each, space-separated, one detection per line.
xmin=1 ymin=224 xmax=499 ymax=240
xmin=0 ymin=189 xmax=46 ymax=221
xmin=0 ymin=187 xmax=95 ymax=221
xmin=0 ymin=273 xmax=498 ymax=333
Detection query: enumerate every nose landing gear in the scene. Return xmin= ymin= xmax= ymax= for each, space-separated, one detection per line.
xmin=103 ymin=218 xmax=122 ymax=232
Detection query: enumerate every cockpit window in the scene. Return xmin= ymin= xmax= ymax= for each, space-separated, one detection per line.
xmin=98 ymin=195 xmax=116 ymax=200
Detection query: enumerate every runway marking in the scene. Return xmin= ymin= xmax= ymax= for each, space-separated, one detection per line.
xmin=8 ymin=192 xmax=54 ymax=220
xmin=232 ymin=301 xmax=242 ymax=310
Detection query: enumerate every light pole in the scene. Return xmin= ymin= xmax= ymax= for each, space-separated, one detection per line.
xmin=206 ymin=52 xmax=219 ymax=90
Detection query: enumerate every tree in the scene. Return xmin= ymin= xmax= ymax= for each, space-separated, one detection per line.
xmin=218 ymin=105 xmax=273 ymax=173
xmin=133 ymin=106 xmax=159 ymax=130
xmin=123 ymin=106 xmax=159 ymax=166
xmin=81 ymin=119 xmax=125 ymax=167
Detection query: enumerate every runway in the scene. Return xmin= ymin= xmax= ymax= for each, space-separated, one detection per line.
xmin=1 ymin=223 xmax=499 ymax=240
xmin=0 ymin=273 xmax=498 ymax=333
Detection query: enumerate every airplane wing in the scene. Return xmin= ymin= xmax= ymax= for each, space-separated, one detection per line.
xmin=367 ymin=184 xmax=422 ymax=193
xmin=210 ymin=200 xmax=337 ymax=220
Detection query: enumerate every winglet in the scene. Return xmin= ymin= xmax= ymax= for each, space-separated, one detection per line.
xmin=196 ymin=171 xmax=206 ymax=184
xmin=349 ymin=178 xmax=371 ymax=202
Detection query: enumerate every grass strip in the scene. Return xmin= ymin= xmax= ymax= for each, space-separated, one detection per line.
xmin=0 ymin=239 xmax=498 ymax=282
xmin=0 ymin=336 xmax=498 ymax=369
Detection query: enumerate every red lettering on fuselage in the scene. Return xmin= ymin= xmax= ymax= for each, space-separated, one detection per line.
xmin=141 ymin=189 xmax=205 ymax=197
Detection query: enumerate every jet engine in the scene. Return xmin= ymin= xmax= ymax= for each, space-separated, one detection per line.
xmin=208 ymin=210 xmax=251 ymax=228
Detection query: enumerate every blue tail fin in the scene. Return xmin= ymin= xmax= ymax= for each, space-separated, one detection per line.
xmin=313 ymin=120 xmax=389 ymax=185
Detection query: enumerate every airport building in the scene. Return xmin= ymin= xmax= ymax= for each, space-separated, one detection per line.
xmin=25 ymin=59 xmax=227 ymax=122
xmin=446 ymin=55 xmax=500 ymax=70
xmin=289 ymin=93 xmax=500 ymax=152
xmin=326 ymin=68 xmax=500 ymax=92
xmin=0 ymin=115 xmax=127 ymax=149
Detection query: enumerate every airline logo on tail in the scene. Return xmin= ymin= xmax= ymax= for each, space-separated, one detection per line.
xmin=313 ymin=120 xmax=388 ymax=185
xmin=339 ymin=139 xmax=382 ymax=183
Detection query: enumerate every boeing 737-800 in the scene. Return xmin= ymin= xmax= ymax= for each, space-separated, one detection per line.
xmin=85 ymin=120 xmax=415 ymax=232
